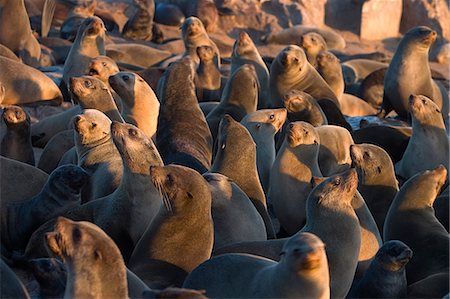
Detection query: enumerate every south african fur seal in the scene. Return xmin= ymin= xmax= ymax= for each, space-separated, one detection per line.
xmin=154 ymin=3 xmax=185 ymax=27
xmin=0 ymin=57 xmax=63 ymax=106
xmin=59 ymin=0 xmax=96 ymax=41
xmin=128 ymin=164 xmax=213 ymax=288
xmin=210 ymin=115 xmax=276 ymax=239
xmin=269 ymin=45 xmax=339 ymax=108
xmin=384 ymin=165 xmax=449 ymax=284
xmin=106 ymin=44 xmax=172 ymax=69
xmin=380 ymin=26 xmax=448 ymax=119
xmin=1 ymin=106 xmax=34 ymax=166
xmin=206 ymin=64 xmax=258 ymax=143
xmin=341 ymin=59 xmax=388 ymax=85
xmin=241 ymin=108 xmax=287 ymax=194
xmin=122 ymin=0 xmax=155 ymax=41
xmin=299 ymin=32 xmax=327 ymax=67
xmin=45 ymin=217 xmax=129 ymax=298
xmin=0 ymin=0 xmax=41 ymax=67
xmin=0 ymin=259 xmax=30 ymax=299
xmin=0 ymin=43 xmax=20 ymax=62
xmin=109 ymin=72 xmax=160 ymax=138
xmin=348 ymin=240 xmax=412 ymax=298
xmin=269 ymin=121 xmax=322 ymax=235
xmin=181 ymin=16 xmax=220 ymax=66
xmin=156 ymin=56 xmax=212 ymax=174
xmin=395 ymin=95 xmax=449 ymax=179
xmin=261 ymin=25 xmax=346 ymax=49
xmin=194 ymin=45 xmax=221 ymax=102
xmin=350 ymin=143 xmax=399 ymax=233
xmin=72 ymin=109 xmax=122 ymax=202
xmin=316 ymin=50 xmax=344 ymax=99
xmin=283 ymin=90 xmax=328 ymax=127
xmin=1 ymin=165 xmax=87 ymax=252
xmin=359 ymin=67 xmax=386 ymax=110
xmin=184 ymin=232 xmax=330 ymax=299
xmin=62 ymin=16 xmax=106 ymax=87
xmin=185 ymin=0 xmax=219 ymax=33
xmin=231 ymin=31 xmax=270 ymax=109
xmin=204 ymin=173 xmax=267 ymax=251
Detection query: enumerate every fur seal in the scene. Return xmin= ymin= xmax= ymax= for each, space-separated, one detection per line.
xmin=194 ymin=45 xmax=221 ymax=102
xmin=0 ymin=0 xmax=41 ymax=67
xmin=380 ymin=26 xmax=448 ymax=119
xmin=0 ymin=156 xmax=49 ymax=203
xmin=348 ymin=240 xmax=412 ymax=298
xmin=181 ymin=16 xmax=220 ymax=66
xmin=184 ymin=232 xmax=330 ymax=299
xmin=154 ymin=3 xmax=185 ymax=27
xmin=0 ymin=57 xmax=63 ymax=106
xmin=72 ymin=109 xmax=122 ymax=202
xmin=109 ymin=72 xmax=160 ymax=138
xmin=62 ymin=16 xmax=106 ymax=87
xmin=106 ymin=43 xmax=172 ymax=69
xmin=341 ymin=59 xmax=388 ymax=85
xmin=59 ymin=0 xmax=96 ymax=41
xmin=128 ymin=164 xmax=213 ymax=288
xmin=185 ymin=0 xmax=219 ymax=33
xmin=269 ymin=45 xmax=339 ymax=108
xmin=241 ymin=108 xmax=287 ymax=194
xmin=269 ymin=121 xmax=322 ymax=235
xmin=45 ymin=217 xmax=129 ymax=298
xmin=231 ymin=31 xmax=270 ymax=109
xmin=359 ymin=67 xmax=386 ymax=110
xmin=122 ymin=0 xmax=155 ymax=41
xmin=156 ymin=56 xmax=213 ymax=174
xmin=0 ymin=43 xmax=20 ymax=62
xmin=316 ymin=50 xmax=344 ymax=99
xmin=299 ymin=32 xmax=327 ymax=67
xmin=1 ymin=106 xmax=34 ymax=166
xmin=210 ymin=115 xmax=276 ymax=239
xmin=407 ymin=272 xmax=450 ymax=299
xmin=1 ymin=164 xmax=87 ymax=253
xmin=204 ymin=173 xmax=267 ymax=251
xmin=283 ymin=90 xmax=328 ymax=127
xmin=206 ymin=64 xmax=258 ymax=143
xmin=0 ymin=259 xmax=30 ymax=299
xmin=350 ymin=143 xmax=399 ymax=233
xmin=384 ymin=165 xmax=449 ymax=284
xmin=316 ymin=125 xmax=353 ymax=177
xmin=395 ymin=95 xmax=449 ymax=179
xmin=316 ymin=98 xmax=353 ymax=132
xmin=261 ymin=25 xmax=346 ymax=49
xmin=29 ymin=258 xmax=67 ymax=299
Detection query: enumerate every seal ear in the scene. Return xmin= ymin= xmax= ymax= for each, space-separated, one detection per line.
xmin=187 ymin=192 xmax=194 ymax=199
xmin=94 ymin=250 xmax=102 ymax=261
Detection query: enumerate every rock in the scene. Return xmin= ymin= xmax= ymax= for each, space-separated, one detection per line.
xmin=400 ymin=0 xmax=450 ymax=40
xmin=360 ymin=0 xmax=402 ymax=40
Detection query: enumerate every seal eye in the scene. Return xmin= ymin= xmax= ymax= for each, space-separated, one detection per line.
xmin=334 ymin=178 xmax=341 ymax=186
xmin=166 ymin=174 xmax=174 ymax=185
xmin=84 ymin=80 xmax=92 ymax=88
xmin=91 ymin=122 xmax=97 ymax=129
xmin=72 ymin=227 xmax=82 ymax=243
xmin=269 ymin=114 xmax=275 ymax=120
xmin=128 ymin=128 xmax=138 ymax=137
xmin=102 ymin=62 xmax=107 ymax=67
xmin=122 ymin=75 xmax=130 ymax=82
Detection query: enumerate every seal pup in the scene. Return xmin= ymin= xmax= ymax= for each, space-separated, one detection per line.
xmin=316 ymin=50 xmax=344 ymax=99
xmin=1 ymin=165 xmax=87 ymax=252
xmin=0 ymin=57 xmax=63 ymax=106
xmin=181 ymin=16 xmax=220 ymax=66
xmin=0 ymin=259 xmax=30 ymax=299
xmin=156 ymin=56 xmax=213 ymax=174
xmin=380 ymin=26 xmax=448 ymax=119
xmin=45 ymin=217 xmax=129 ymax=299
xmin=184 ymin=232 xmax=330 ymax=299
xmin=205 ymin=173 xmax=267 ymax=251
xmin=122 ymin=0 xmax=155 ymax=42
xmin=109 ymin=72 xmax=160 ymax=138
xmin=0 ymin=156 xmax=48 ymax=203
xmin=241 ymin=108 xmax=287 ymax=194
xmin=283 ymin=90 xmax=328 ymax=127
xmin=316 ymin=125 xmax=354 ymax=177
xmin=194 ymin=45 xmax=221 ymax=102
xmin=128 ymin=164 xmax=214 ymax=288
xmin=299 ymin=32 xmax=327 ymax=67
xmin=62 ymin=16 xmax=106 ymax=88
xmin=269 ymin=45 xmax=339 ymax=108
xmin=269 ymin=121 xmax=322 ymax=235
xmin=261 ymin=25 xmax=346 ymax=49
xmin=206 ymin=64 xmax=258 ymax=144
xmin=72 ymin=109 xmax=122 ymax=202
xmin=231 ymin=31 xmax=270 ymax=109
xmin=1 ymin=106 xmax=34 ymax=165
xmin=384 ymin=165 xmax=449 ymax=284
xmin=395 ymin=94 xmax=449 ymax=179
xmin=210 ymin=115 xmax=276 ymax=239
xmin=0 ymin=0 xmax=41 ymax=67
xmin=348 ymin=240 xmax=412 ymax=298
xmin=350 ymin=143 xmax=399 ymax=233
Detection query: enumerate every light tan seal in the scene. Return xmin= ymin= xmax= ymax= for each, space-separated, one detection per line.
xmin=45 ymin=217 xmax=129 ymax=298
xmin=109 ymin=72 xmax=160 ymax=138
xmin=269 ymin=121 xmax=322 ymax=235
xmin=380 ymin=26 xmax=449 ymax=119
xmin=384 ymin=165 xmax=449 ymax=284
xmin=128 ymin=164 xmax=214 ymax=288
xmin=269 ymin=45 xmax=340 ymax=108
xmin=395 ymin=94 xmax=449 ymax=179
xmin=105 ymin=43 xmax=172 ymax=69
xmin=183 ymin=232 xmax=330 ymax=299
xmin=299 ymin=32 xmax=327 ymax=67
xmin=0 ymin=56 xmax=63 ymax=106
xmin=0 ymin=0 xmax=41 ymax=67
xmin=316 ymin=50 xmax=344 ymax=99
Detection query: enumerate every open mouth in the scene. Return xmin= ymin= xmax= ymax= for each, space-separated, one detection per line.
xmin=88 ymin=68 xmax=99 ymax=76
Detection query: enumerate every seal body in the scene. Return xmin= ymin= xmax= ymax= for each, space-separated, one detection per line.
xmin=122 ymin=0 xmax=155 ymax=41
xmin=194 ymin=45 xmax=221 ymax=102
